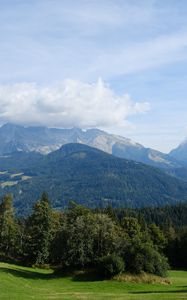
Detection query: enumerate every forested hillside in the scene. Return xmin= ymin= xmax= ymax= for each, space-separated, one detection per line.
xmin=1 ymin=144 xmax=187 ymax=215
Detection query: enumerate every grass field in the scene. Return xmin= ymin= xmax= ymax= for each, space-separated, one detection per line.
xmin=0 ymin=263 xmax=186 ymax=300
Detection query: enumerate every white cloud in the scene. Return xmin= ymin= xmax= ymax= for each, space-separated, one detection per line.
xmin=0 ymin=79 xmax=149 ymax=129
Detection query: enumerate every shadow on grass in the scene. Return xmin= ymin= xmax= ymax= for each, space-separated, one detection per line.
xmin=0 ymin=266 xmax=103 ymax=282
xmin=0 ymin=267 xmax=55 ymax=280
xmin=131 ymin=289 xmax=187 ymax=294
xmin=71 ymin=270 xmax=103 ymax=282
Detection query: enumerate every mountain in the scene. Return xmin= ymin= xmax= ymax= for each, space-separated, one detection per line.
xmin=1 ymin=143 xmax=187 ymax=215
xmin=170 ymin=140 xmax=187 ymax=164
xmin=0 ymin=123 xmax=182 ymax=170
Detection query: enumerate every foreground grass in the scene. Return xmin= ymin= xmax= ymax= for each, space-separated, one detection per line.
xmin=0 ymin=263 xmax=186 ymax=300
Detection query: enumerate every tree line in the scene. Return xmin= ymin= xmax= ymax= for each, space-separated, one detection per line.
xmin=0 ymin=193 xmax=186 ymax=278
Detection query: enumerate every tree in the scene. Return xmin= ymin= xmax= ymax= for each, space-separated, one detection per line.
xmin=26 ymin=192 xmax=54 ymax=265
xmin=63 ymin=213 xmax=96 ymax=267
xmin=52 ymin=208 xmax=123 ymax=268
xmin=121 ymin=217 xmax=141 ymax=238
xmin=148 ymin=223 xmax=166 ymax=251
xmin=93 ymin=214 xmax=123 ymax=260
xmin=0 ymin=194 xmax=19 ymax=258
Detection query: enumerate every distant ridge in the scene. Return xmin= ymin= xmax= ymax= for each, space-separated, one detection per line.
xmin=0 ymin=123 xmax=182 ymax=170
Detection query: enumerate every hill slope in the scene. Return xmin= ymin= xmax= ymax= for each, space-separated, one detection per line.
xmin=1 ymin=144 xmax=187 ymax=215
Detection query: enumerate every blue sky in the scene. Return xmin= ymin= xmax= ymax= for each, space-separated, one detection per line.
xmin=0 ymin=0 xmax=187 ymax=152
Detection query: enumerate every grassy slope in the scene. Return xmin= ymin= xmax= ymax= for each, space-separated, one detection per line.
xmin=0 ymin=263 xmax=186 ymax=300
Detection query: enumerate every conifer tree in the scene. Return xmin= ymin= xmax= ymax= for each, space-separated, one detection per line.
xmin=26 ymin=192 xmax=53 ymax=265
xmin=0 ymin=194 xmax=18 ymax=257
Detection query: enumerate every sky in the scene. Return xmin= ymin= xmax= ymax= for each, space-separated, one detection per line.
xmin=0 ymin=0 xmax=187 ymax=153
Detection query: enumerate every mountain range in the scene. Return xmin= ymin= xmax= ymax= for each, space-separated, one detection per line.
xmin=0 ymin=143 xmax=187 ymax=215
xmin=0 ymin=123 xmax=187 ymax=215
xmin=0 ymin=123 xmax=184 ymax=171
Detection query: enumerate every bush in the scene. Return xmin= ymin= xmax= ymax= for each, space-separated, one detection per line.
xmin=98 ymin=254 xmax=125 ymax=278
xmin=128 ymin=242 xmax=169 ymax=277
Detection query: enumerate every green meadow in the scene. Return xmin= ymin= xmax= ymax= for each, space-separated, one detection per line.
xmin=0 ymin=263 xmax=186 ymax=300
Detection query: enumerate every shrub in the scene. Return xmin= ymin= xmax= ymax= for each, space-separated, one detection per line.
xmin=98 ymin=254 xmax=125 ymax=278
xmin=128 ymin=242 xmax=169 ymax=277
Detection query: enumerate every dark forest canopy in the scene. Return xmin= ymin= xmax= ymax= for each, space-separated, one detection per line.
xmin=0 ymin=193 xmax=186 ymax=278
xmin=105 ymin=203 xmax=187 ymax=228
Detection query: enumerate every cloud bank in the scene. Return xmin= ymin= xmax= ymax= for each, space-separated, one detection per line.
xmin=0 ymin=79 xmax=149 ymax=129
